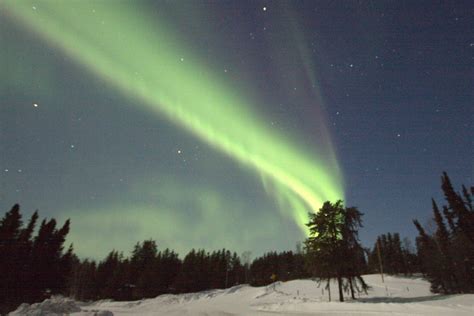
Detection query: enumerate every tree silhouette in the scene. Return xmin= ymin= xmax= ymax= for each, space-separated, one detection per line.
xmin=0 ymin=205 xmax=71 ymax=313
xmin=305 ymin=200 xmax=367 ymax=302
xmin=414 ymin=172 xmax=473 ymax=293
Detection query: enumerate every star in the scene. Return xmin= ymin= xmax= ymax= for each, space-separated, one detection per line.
xmin=263 ymin=7 xmax=267 ymax=12
xmin=177 ymin=149 xmax=182 ymax=154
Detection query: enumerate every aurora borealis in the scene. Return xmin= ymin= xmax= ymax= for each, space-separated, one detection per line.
xmin=1 ymin=0 xmax=343 ymax=229
xmin=1 ymin=1 xmax=472 ymax=259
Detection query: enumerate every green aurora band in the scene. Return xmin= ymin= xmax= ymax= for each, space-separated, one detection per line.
xmin=2 ymin=1 xmax=343 ymax=233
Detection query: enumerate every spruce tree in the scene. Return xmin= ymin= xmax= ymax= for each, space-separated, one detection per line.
xmin=305 ymin=200 xmax=367 ymax=302
xmin=441 ymin=172 xmax=474 ymax=242
xmin=0 ymin=204 xmax=23 ymax=309
xmin=0 ymin=205 xmax=72 ymax=312
xmin=414 ymin=173 xmax=474 ymax=293
xmin=130 ymin=240 xmax=158 ymax=298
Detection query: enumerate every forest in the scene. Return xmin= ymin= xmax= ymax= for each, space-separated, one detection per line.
xmin=1 ymin=172 xmax=472 ymax=313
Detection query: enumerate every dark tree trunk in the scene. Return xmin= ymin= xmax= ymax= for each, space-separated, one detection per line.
xmin=337 ymin=275 xmax=344 ymax=302
xmin=349 ymin=277 xmax=355 ymax=299
xmin=327 ymin=278 xmax=331 ymax=302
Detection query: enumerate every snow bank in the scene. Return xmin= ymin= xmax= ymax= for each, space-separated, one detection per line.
xmin=10 ymin=275 xmax=474 ymax=315
xmin=8 ymin=296 xmax=116 ymax=316
xmin=9 ymin=296 xmax=81 ymax=316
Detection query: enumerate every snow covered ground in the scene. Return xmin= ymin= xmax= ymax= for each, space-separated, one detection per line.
xmin=10 ymin=274 xmax=474 ymax=315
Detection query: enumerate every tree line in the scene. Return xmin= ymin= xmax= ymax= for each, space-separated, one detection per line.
xmin=1 ymin=172 xmax=471 ymax=312
xmin=0 ymin=201 xmax=369 ymax=309
xmin=0 ymin=203 xmax=313 ymax=313
xmin=367 ymin=232 xmax=421 ymax=276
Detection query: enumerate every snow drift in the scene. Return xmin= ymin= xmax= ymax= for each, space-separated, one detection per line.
xmin=9 ymin=274 xmax=474 ymax=315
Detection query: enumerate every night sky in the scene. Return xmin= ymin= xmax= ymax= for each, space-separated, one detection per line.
xmin=1 ymin=1 xmax=472 ymax=259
